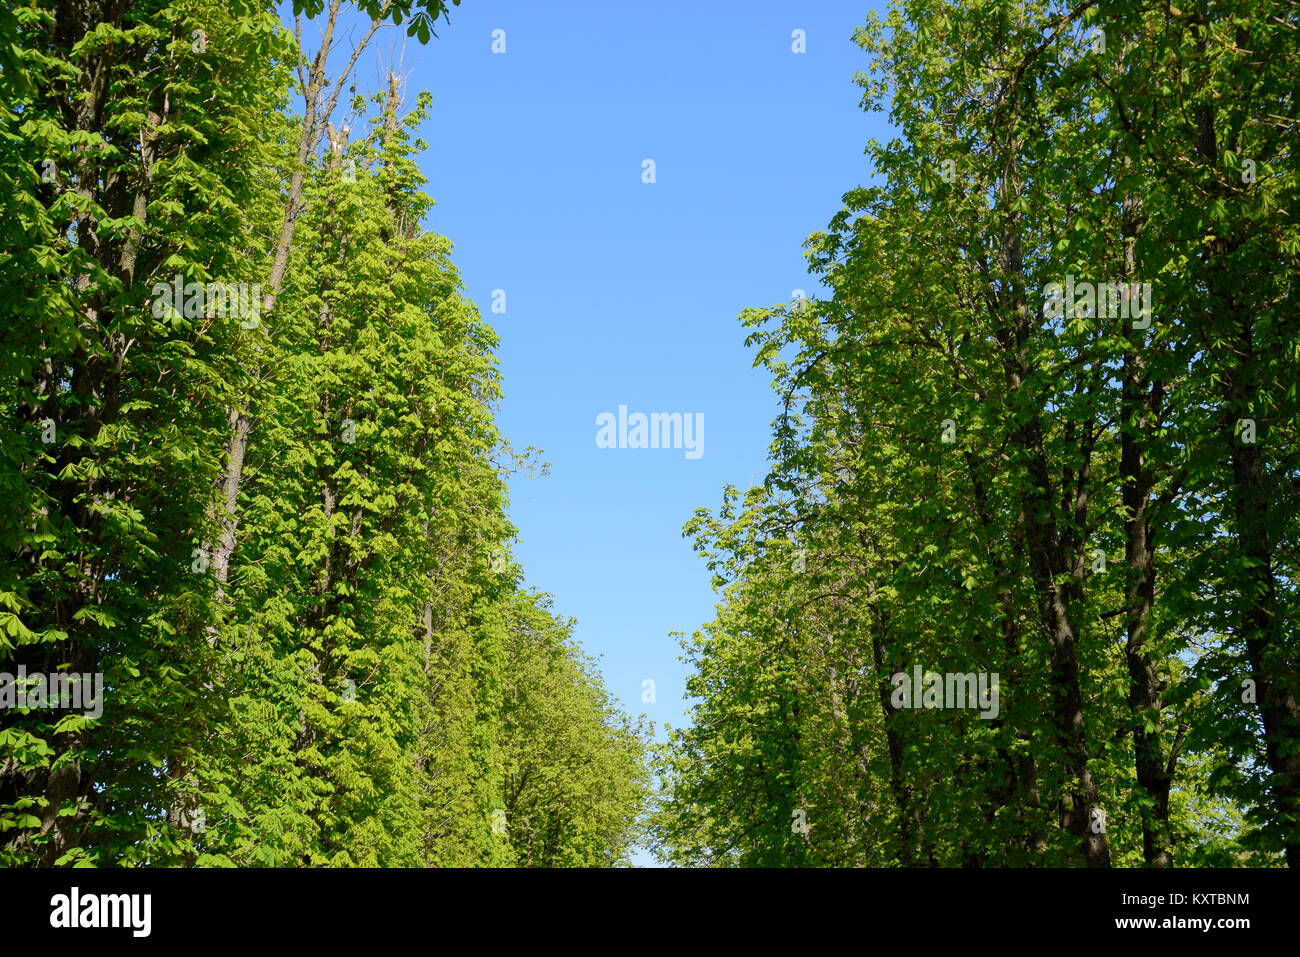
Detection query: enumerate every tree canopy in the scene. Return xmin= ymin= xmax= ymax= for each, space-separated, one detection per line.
xmin=0 ymin=0 xmax=648 ymax=867
xmin=652 ymin=0 xmax=1297 ymax=869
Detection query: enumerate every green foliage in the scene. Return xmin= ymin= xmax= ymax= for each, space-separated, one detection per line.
xmin=654 ymin=0 xmax=1296 ymax=868
xmin=0 ymin=0 xmax=646 ymax=868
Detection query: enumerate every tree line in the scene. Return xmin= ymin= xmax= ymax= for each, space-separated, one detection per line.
xmin=651 ymin=0 xmax=1297 ymax=868
xmin=0 ymin=0 xmax=649 ymax=867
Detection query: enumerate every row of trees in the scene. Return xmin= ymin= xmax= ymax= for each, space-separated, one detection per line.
xmin=653 ymin=0 xmax=1297 ymax=867
xmin=0 ymin=0 xmax=648 ymax=866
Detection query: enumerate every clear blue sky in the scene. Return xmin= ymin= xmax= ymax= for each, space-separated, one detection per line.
xmin=296 ymin=0 xmax=891 ymax=863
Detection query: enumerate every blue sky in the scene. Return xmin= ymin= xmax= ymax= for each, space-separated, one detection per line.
xmin=296 ymin=0 xmax=891 ymax=863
